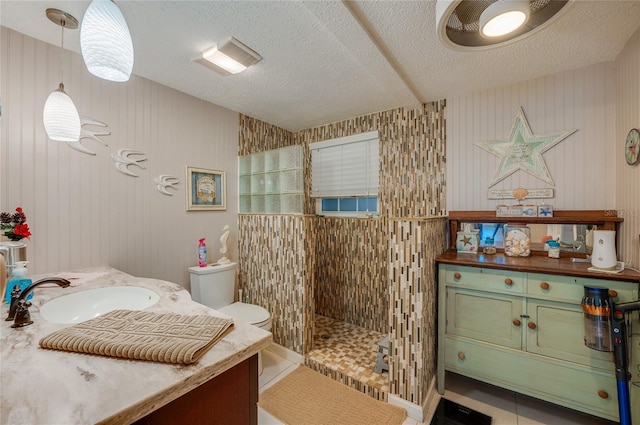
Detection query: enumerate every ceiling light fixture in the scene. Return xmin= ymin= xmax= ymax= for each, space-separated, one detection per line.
xmin=80 ymin=0 xmax=134 ymax=82
xmin=436 ymin=0 xmax=571 ymax=50
xmin=195 ymin=37 xmax=262 ymax=76
xmin=43 ymin=8 xmax=81 ymax=142
xmin=479 ymin=0 xmax=530 ymax=38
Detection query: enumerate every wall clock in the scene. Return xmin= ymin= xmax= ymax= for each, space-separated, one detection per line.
xmin=625 ymin=128 xmax=640 ymax=166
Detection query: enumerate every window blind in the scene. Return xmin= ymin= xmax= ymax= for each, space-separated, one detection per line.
xmin=310 ymin=131 xmax=379 ymax=198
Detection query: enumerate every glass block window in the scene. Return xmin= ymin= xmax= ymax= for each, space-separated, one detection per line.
xmin=239 ymin=145 xmax=303 ymax=214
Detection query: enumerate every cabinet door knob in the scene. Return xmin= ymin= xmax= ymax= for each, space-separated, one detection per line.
xmin=458 ymin=352 xmax=466 ymax=360
xmin=608 ymin=290 xmax=618 ymax=298
xmin=540 ymin=282 xmax=550 ymax=290
xmin=598 ymin=390 xmax=609 ymax=399
xmin=504 ymin=278 xmax=513 ymax=286
xmin=528 ymin=322 xmax=537 ymax=330
xmin=454 ymin=272 xmax=462 ymax=279
xmin=512 ymin=319 xmax=521 ymax=327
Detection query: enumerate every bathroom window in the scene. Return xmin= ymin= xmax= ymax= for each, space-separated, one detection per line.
xmin=239 ymin=145 xmax=304 ymax=214
xmin=310 ymin=131 xmax=379 ymax=217
xmin=319 ymin=196 xmax=378 ymax=215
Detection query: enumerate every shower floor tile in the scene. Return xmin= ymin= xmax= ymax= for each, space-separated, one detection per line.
xmin=305 ymin=314 xmax=389 ymax=397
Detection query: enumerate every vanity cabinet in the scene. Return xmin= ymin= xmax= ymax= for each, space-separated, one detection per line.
xmin=437 ymin=253 xmax=640 ymax=422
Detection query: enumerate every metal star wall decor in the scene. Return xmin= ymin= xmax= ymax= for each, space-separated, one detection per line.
xmin=474 ymin=107 xmax=577 ymax=187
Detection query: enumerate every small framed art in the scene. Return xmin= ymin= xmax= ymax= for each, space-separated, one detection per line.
xmin=186 ymin=166 xmax=226 ymax=211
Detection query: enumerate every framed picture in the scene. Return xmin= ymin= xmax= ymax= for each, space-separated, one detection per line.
xmin=186 ymin=166 xmax=226 ymax=211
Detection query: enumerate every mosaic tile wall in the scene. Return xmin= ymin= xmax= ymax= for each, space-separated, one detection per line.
xmin=312 ymin=217 xmax=388 ymax=333
xmin=389 ymin=218 xmax=448 ymax=404
xmin=237 ymin=214 xmax=315 ymax=354
xmin=238 ymin=114 xmax=294 ymax=155
xmin=291 ymin=102 xmax=447 ymax=217
xmin=294 ymin=101 xmax=447 ymax=333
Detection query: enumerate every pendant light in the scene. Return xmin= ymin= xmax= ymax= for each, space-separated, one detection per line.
xmin=43 ymin=9 xmax=81 ymax=142
xmin=81 ymin=0 xmax=134 ymax=82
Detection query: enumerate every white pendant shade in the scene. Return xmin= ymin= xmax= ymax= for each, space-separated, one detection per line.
xmin=43 ymin=84 xmax=81 ymax=142
xmin=81 ymin=0 xmax=133 ymax=82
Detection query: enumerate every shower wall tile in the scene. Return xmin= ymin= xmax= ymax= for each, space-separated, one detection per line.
xmin=237 ymin=214 xmax=315 ymax=354
xmin=295 ymin=101 xmax=447 ymax=336
xmin=388 ymin=218 xmax=447 ymax=404
xmin=312 ymin=217 xmax=388 ymax=333
xmin=238 ymin=115 xmax=294 ymax=155
xmin=380 ymin=102 xmax=447 ymax=218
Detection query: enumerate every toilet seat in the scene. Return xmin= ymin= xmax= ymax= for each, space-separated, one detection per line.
xmin=218 ymin=302 xmax=271 ymax=329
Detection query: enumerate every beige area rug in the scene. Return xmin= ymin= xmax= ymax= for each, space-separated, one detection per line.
xmin=40 ymin=309 xmax=233 ymax=365
xmin=259 ymin=365 xmax=406 ymax=425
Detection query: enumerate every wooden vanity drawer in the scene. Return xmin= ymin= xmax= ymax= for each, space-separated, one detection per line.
xmin=527 ymin=273 xmax=636 ymax=303
xmin=444 ymin=265 xmax=524 ymax=294
xmin=445 ymin=337 xmax=619 ymax=421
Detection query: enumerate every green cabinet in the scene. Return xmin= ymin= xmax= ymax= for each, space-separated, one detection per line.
xmin=437 ymin=262 xmax=639 ymax=422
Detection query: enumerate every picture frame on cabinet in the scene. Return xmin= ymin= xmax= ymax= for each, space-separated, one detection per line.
xmin=186 ymin=166 xmax=226 ymax=211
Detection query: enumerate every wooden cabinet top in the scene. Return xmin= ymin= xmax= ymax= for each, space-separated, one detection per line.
xmin=447 ymin=210 xmax=623 ymax=224
xmin=436 ymin=250 xmax=640 ymax=283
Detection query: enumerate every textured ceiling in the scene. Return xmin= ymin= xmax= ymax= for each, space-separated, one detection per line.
xmin=1 ymin=1 xmax=640 ymax=131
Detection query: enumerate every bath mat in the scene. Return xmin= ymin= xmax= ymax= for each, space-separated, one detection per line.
xmin=429 ymin=398 xmax=492 ymax=425
xmin=259 ymin=365 xmax=406 ymax=425
xmin=39 ymin=309 xmax=233 ymax=365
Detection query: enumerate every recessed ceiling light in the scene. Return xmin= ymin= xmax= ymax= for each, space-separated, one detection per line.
xmin=479 ymin=1 xmax=530 ymax=38
xmin=195 ymin=37 xmax=262 ymax=76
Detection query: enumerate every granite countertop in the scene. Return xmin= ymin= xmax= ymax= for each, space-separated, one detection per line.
xmin=0 ymin=266 xmax=272 ymax=425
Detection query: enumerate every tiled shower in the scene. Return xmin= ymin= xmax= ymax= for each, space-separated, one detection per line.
xmin=237 ymin=101 xmax=447 ymax=407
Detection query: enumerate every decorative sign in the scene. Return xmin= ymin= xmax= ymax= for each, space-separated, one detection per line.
xmin=474 ymin=107 xmax=577 ymax=187
xmin=488 ymin=188 xmax=554 ymax=200
xmin=186 ymin=166 xmax=226 ymax=211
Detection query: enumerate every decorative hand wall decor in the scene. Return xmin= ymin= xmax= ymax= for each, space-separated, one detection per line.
xmin=474 ymin=107 xmax=577 ymax=187
xmin=154 ymin=175 xmax=179 ymax=195
xmin=66 ymin=116 xmax=110 ymax=155
xmin=111 ymin=149 xmax=147 ymax=177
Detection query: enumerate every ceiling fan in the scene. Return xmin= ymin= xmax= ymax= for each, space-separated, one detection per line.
xmin=436 ymin=0 xmax=571 ymax=50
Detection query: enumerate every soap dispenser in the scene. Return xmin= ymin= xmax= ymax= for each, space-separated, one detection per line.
xmin=4 ymin=261 xmax=32 ymax=304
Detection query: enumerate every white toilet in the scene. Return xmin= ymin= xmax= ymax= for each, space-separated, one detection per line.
xmin=188 ymin=262 xmax=272 ymax=374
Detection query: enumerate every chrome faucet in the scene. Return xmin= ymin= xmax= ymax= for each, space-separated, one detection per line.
xmin=6 ymin=277 xmax=71 ymax=328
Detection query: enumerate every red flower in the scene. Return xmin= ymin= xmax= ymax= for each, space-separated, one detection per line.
xmin=13 ymin=223 xmax=31 ymax=239
xmin=1 ymin=207 xmax=31 ymax=241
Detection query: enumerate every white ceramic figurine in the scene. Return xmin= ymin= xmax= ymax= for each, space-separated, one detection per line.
xmin=218 ymin=224 xmax=231 ymax=264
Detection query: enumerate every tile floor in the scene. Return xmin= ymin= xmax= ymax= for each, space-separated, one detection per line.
xmin=257 ymin=345 xmax=619 ymax=425
xmin=305 ymin=315 xmax=389 ymax=398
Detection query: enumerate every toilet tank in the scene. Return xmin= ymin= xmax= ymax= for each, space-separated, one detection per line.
xmin=188 ymin=262 xmax=237 ymax=309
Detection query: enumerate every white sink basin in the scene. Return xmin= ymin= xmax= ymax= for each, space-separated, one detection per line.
xmin=39 ymin=286 xmax=160 ymax=324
